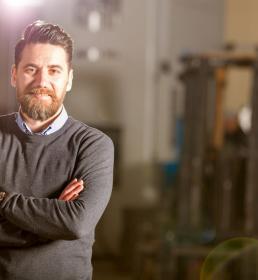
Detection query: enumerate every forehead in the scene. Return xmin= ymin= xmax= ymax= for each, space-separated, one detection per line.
xmin=18 ymin=43 xmax=68 ymax=68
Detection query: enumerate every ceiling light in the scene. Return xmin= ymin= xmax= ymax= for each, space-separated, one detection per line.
xmin=88 ymin=11 xmax=101 ymax=33
xmin=87 ymin=47 xmax=100 ymax=62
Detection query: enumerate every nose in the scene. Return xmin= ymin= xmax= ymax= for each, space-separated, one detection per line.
xmin=34 ymin=69 xmax=50 ymax=88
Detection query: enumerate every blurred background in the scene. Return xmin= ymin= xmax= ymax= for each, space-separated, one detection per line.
xmin=1 ymin=0 xmax=258 ymax=279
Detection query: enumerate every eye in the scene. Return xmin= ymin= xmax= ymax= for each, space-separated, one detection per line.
xmin=49 ymin=68 xmax=61 ymax=75
xmin=25 ymin=67 xmax=37 ymax=75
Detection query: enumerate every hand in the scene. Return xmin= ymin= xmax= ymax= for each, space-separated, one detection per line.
xmin=58 ymin=179 xmax=84 ymax=201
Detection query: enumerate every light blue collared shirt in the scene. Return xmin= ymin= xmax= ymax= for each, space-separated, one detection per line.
xmin=15 ymin=106 xmax=68 ymax=136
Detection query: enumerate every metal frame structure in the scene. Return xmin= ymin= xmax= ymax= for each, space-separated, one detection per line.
xmin=165 ymin=51 xmax=258 ymax=279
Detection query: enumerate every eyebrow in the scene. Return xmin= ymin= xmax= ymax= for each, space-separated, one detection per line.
xmin=48 ymin=65 xmax=64 ymax=70
xmin=23 ymin=63 xmax=64 ymax=70
xmin=23 ymin=63 xmax=38 ymax=69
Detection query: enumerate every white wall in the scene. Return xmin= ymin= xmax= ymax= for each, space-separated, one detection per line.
xmin=41 ymin=0 xmax=156 ymax=166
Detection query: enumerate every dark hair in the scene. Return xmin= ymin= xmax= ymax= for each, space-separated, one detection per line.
xmin=15 ymin=20 xmax=73 ymax=68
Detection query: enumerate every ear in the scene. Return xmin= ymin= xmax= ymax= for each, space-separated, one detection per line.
xmin=11 ymin=64 xmax=17 ymax=88
xmin=66 ymin=69 xmax=73 ymax=92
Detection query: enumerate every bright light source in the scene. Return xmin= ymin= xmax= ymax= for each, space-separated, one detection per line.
xmin=3 ymin=0 xmax=43 ymax=7
xmin=238 ymin=106 xmax=251 ymax=133
xmin=88 ymin=11 xmax=101 ymax=33
xmin=87 ymin=47 xmax=100 ymax=62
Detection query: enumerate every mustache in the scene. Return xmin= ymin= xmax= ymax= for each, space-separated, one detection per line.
xmin=27 ymin=87 xmax=54 ymax=97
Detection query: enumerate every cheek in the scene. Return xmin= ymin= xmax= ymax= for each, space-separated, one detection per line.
xmin=53 ymin=79 xmax=69 ymax=92
xmin=17 ymin=76 xmax=34 ymax=89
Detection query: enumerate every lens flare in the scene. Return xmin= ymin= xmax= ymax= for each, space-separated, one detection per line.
xmin=3 ymin=0 xmax=43 ymax=7
xmin=201 ymin=237 xmax=258 ymax=280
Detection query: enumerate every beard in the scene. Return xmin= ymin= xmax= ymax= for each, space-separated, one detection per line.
xmin=18 ymin=87 xmax=65 ymax=121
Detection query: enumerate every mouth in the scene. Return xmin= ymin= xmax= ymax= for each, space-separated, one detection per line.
xmin=32 ymin=93 xmax=52 ymax=101
xmin=27 ymin=88 xmax=54 ymax=100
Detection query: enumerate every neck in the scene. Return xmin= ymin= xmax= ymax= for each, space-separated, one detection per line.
xmin=20 ymin=106 xmax=63 ymax=133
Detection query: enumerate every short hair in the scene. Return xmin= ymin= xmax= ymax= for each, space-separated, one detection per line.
xmin=15 ymin=20 xmax=73 ymax=68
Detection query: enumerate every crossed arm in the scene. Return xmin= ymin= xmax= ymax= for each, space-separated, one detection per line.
xmin=0 ymin=134 xmax=114 ymax=247
xmin=0 ymin=179 xmax=84 ymax=247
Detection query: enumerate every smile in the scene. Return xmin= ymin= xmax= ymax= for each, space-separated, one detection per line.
xmin=33 ymin=93 xmax=52 ymax=100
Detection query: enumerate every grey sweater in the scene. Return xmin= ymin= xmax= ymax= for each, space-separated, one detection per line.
xmin=0 ymin=113 xmax=114 ymax=280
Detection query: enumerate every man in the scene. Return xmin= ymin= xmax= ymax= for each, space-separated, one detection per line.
xmin=0 ymin=20 xmax=114 ymax=280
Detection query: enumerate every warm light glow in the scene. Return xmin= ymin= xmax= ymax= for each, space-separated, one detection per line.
xmin=3 ymin=0 xmax=43 ymax=7
xmin=87 ymin=47 xmax=100 ymax=62
xmin=238 ymin=106 xmax=251 ymax=133
xmin=88 ymin=11 xmax=101 ymax=33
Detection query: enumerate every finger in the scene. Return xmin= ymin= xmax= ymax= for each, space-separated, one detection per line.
xmin=58 ymin=178 xmax=84 ymax=200
xmin=61 ymin=190 xmax=80 ymax=201
xmin=67 ymin=179 xmax=83 ymax=189
xmin=64 ymin=183 xmax=84 ymax=196
xmin=65 ymin=178 xmax=83 ymax=189
xmin=59 ymin=185 xmax=84 ymax=200
xmin=70 ymin=193 xmax=79 ymax=201
xmin=65 ymin=179 xmax=81 ymax=189
xmin=66 ymin=178 xmax=78 ymax=187
xmin=64 ymin=192 xmax=79 ymax=202
xmin=59 ymin=181 xmax=84 ymax=199
xmin=63 ymin=182 xmax=83 ymax=195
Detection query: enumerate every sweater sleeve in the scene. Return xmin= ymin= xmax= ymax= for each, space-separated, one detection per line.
xmin=0 ymin=133 xmax=114 ymax=241
xmin=0 ymin=218 xmax=43 ymax=247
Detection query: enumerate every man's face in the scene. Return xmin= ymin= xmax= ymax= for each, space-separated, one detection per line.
xmin=11 ymin=43 xmax=73 ymax=121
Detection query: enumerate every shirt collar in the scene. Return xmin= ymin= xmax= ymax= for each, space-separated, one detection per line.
xmin=15 ymin=106 xmax=68 ymax=136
